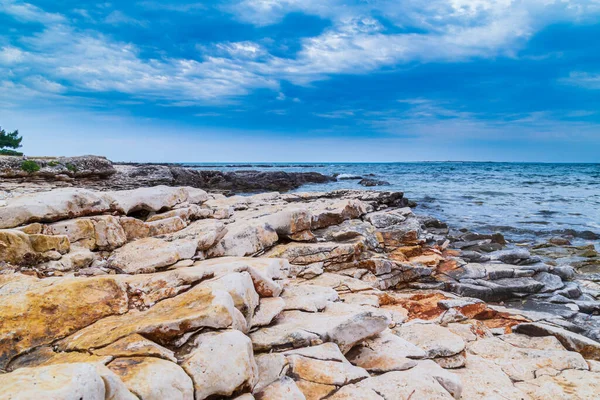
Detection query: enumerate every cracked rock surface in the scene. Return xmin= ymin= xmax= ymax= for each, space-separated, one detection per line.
xmin=0 ymin=185 xmax=599 ymax=399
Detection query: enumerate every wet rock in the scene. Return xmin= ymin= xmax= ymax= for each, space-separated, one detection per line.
xmin=358 ymin=178 xmax=390 ymax=187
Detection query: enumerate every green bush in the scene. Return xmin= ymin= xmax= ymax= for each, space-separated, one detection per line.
xmin=48 ymin=161 xmax=59 ymax=167
xmin=21 ymin=160 xmax=40 ymax=174
xmin=65 ymin=163 xmax=77 ymax=173
xmin=0 ymin=149 xmax=23 ymax=156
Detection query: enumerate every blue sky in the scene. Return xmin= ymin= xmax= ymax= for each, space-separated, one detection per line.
xmin=1 ymin=0 xmax=599 ymax=162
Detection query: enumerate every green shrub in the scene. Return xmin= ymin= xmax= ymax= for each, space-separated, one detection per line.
xmin=48 ymin=161 xmax=59 ymax=167
xmin=21 ymin=160 xmax=40 ymax=173
xmin=0 ymin=149 xmax=23 ymax=156
xmin=65 ymin=163 xmax=77 ymax=173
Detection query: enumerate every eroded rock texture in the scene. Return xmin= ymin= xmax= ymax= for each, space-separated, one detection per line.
xmin=0 ymin=186 xmax=599 ymax=399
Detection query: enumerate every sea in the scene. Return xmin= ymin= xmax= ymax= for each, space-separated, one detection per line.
xmin=187 ymin=162 xmax=600 ymax=245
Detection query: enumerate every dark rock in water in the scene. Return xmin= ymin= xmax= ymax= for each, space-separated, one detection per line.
xmin=459 ymin=232 xmax=506 ymax=245
xmin=549 ymin=237 xmax=572 ymax=246
xmin=489 ymin=248 xmax=532 ymax=265
xmin=459 ymin=251 xmax=491 ymax=263
xmin=533 ymin=272 xmax=565 ymax=293
xmin=416 ymin=215 xmax=448 ymax=229
xmin=358 ymin=178 xmax=390 ymax=187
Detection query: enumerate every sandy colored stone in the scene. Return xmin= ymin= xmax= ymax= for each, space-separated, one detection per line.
xmin=346 ymin=330 xmax=423 ymax=372
xmin=44 ymin=218 xmax=95 ymax=245
xmin=207 ymin=220 xmax=278 ymax=257
xmin=254 ymin=353 xmax=289 ymax=393
xmin=202 ymin=272 xmax=259 ymax=327
xmin=286 ymin=352 xmax=369 ymax=386
xmin=93 ymin=333 xmax=176 ymax=362
xmin=394 ymin=323 xmax=465 ymax=359
xmin=281 ymin=284 xmax=339 ymax=312
xmin=160 ymin=219 xmax=227 ymax=251
xmin=57 ymin=285 xmax=241 ymax=351
xmin=0 ymin=188 xmax=113 ymax=229
xmin=7 ymin=346 xmax=112 ymax=371
xmin=108 ymin=237 xmax=197 ymax=273
xmin=264 ymin=240 xmax=365 ymax=267
xmin=119 ymin=216 xmax=151 ymax=241
xmin=147 ymin=216 xmax=187 ymax=236
xmin=329 ymin=360 xmax=461 ymax=400
xmin=250 ymin=302 xmax=389 ymax=353
xmin=515 ymin=369 xmax=600 ymax=399
xmin=453 ymin=354 xmax=531 ymax=400
xmin=109 ymin=357 xmax=193 ymax=400
xmin=88 ymin=215 xmax=127 ymax=250
xmin=181 ymin=330 xmax=258 ymax=400
xmin=468 ymin=336 xmax=589 ymax=381
xmin=107 ymin=185 xmax=189 ymax=214
xmin=0 ymin=363 xmax=108 ymax=400
xmin=0 ymin=276 xmax=128 ymax=369
xmin=252 ymin=297 xmax=286 ymax=328
xmin=254 ymin=376 xmax=306 ymax=400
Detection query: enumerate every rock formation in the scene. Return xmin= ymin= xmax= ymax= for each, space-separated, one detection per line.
xmin=0 ymin=185 xmax=599 ymax=399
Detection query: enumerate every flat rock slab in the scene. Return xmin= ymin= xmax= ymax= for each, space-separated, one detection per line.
xmin=0 ymin=275 xmax=128 ymax=369
xmin=250 ymin=302 xmax=389 ymax=353
xmin=109 ymin=357 xmax=194 ymax=400
xmin=108 ymin=237 xmax=197 ymax=274
xmin=394 ymin=323 xmax=465 ymax=359
xmin=346 ymin=330 xmax=423 ymax=372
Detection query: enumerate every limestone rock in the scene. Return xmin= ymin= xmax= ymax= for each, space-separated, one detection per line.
xmin=252 ymin=297 xmax=286 ymax=328
xmin=0 ymin=275 xmax=128 ymax=369
xmin=119 ymin=217 xmax=151 ymax=241
xmin=346 ymin=330 xmax=424 ymax=372
xmin=254 ymin=353 xmax=289 ymax=393
xmin=515 ymin=369 xmax=600 ymax=399
xmin=0 ymin=362 xmax=111 ymax=400
xmin=514 ymin=322 xmax=600 ymax=361
xmin=453 ymin=354 xmax=530 ymax=399
xmin=108 ymin=237 xmax=197 ymax=274
xmin=281 ymin=284 xmax=339 ymax=312
xmin=394 ymin=323 xmax=465 ymax=359
xmin=329 ymin=360 xmax=461 ymax=400
xmin=109 ymin=357 xmax=194 ymax=400
xmin=468 ymin=336 xmax=589 ymax=381
xmin=181 ymin=330 xmax=258 ymax=400
xmin=147 ymin=216 xmax=187 ymax=236
xmin=264 ymin=240 xmax=365 ymax=268
xmin=254 ymin=376 xmax=306 ymax=400
xmin=250 ymin=302 xmax=389 ymax=353
xmin=93 ymin=334 xmax=177 ymax=362
xmin=208 ymin=220 xmax=278 ymax=257
xmin=88 ymin=215 xmax=127 ymax=250
xmin=57 ymin=285 xmax=242 ymax=351
xmin=160 ymin=219 xmax=227 ymax=251
xmin=107 ymin=186 xmax=189 ymax=215
xmin=0 ymin=188 xmax=113 ymax=229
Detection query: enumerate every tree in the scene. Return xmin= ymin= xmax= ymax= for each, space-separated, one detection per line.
xmin=0 ymin=126 xmax=23 ymax=156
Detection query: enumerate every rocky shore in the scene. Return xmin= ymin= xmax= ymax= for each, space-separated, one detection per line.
xmin=0 ymin=155 xmax=335 ymax=193
xmin=1 ymin=181 xmax=599 ymax=399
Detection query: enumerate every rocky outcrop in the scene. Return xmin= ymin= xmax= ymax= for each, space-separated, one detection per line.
xmin=0 ymin=185 xmax=599 ymax=399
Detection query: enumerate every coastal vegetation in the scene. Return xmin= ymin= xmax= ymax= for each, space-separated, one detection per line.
xmin=0 ymin=126 xmax=23 ymax=156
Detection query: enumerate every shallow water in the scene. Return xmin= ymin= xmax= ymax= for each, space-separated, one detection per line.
xmin=187 ymin=162 xmax=600 ymax=244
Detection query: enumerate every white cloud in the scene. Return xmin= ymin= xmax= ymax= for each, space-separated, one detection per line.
xmin=0 ymin=0 xmax=65 ymax=23
xmin=104 ymin=10 xmax=147 ymax=26
xmin=3 ymin=0 xmax=600 ymax=107
xmin=561 ymin=72 xmax=600 ymax=90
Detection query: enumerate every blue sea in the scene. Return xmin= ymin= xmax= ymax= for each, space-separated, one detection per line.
xmin=188 ymin=162 xmax=600 ymax=245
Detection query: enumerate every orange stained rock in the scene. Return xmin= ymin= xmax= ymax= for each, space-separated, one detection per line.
xmin=0 ymin=276 xmax=128 ymax=370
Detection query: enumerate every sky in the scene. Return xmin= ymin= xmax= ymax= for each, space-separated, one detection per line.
xmin=1 ymin=0 xmax=600 ymax=162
